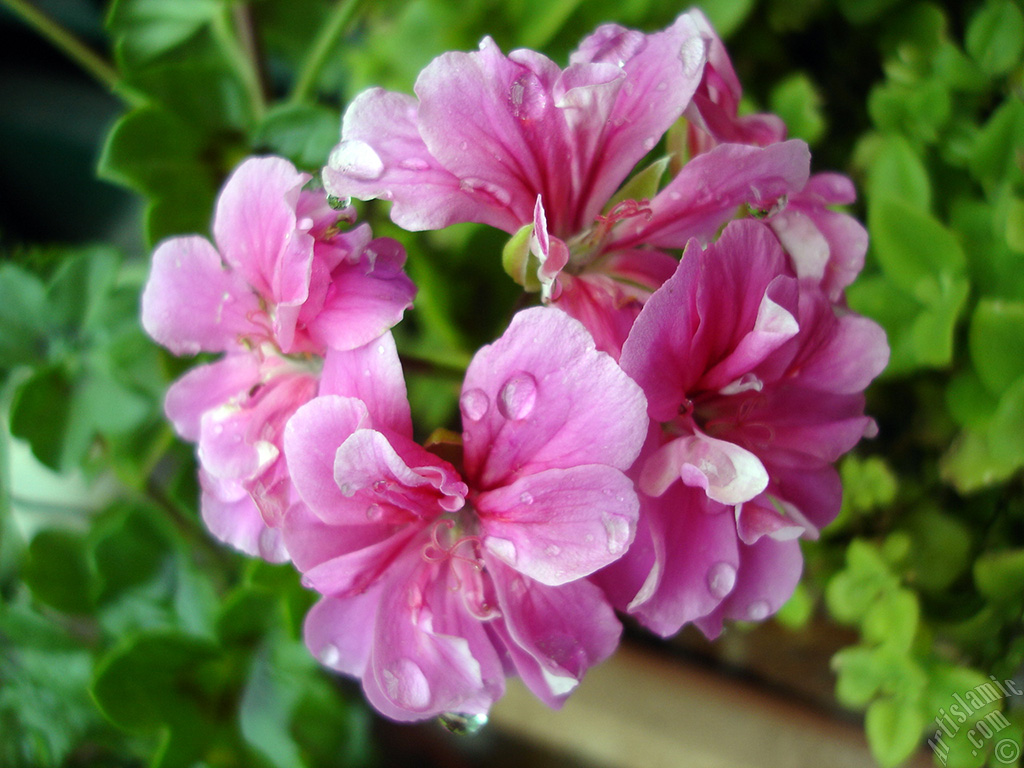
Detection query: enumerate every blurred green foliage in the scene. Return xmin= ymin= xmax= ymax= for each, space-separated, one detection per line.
xmin=1 ymin=0 xmax=1022 ymax=766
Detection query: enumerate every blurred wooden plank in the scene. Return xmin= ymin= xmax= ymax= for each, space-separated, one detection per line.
xmin=489 ymin=642 xmax=934 ymax=768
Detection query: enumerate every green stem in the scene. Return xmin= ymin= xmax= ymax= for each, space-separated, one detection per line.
xmin=288 ymin=0 xmax=364 ymax=105
xmin=211 ymin=3 xmax=266 ymax=122
xmin=1 ymin=0 xmax=145 ymax=107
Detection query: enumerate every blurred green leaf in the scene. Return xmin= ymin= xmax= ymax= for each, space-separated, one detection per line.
xmin=970 ymin=98 xmax=1024 ymax=191
xmin=826 ymin=540 xmax=899 ymax=624
xmin=769 ymin=73 xmax=826 ymax=145
xmin=869 ymin=197 xmax=965 ymax=294
xmin=866 ymin=694 xmax=928 ymax=768
xmin=0 ymin=265 xmax=49 ymax=372
xmin=863 ymin=134 xmax=931 ymax=211
xmin=22 ymin=530 xmax=96 ymax=614
xmin=255 ymin=103 xmax=342 ymax=171
xmin=863 ymin=588 xmax=919 ymax=651
xmin=970 ymin=300 xmax=1024 ymax=394
xmin=9 ymin=366 xmax=74 ymax=471
xmin=974 ymin=548 xmax=1024 ymax=604
xmin=966 ymin=0 xmax=1024 ymax=76
xmin=108 ymin=0 xmax=222 ymax=66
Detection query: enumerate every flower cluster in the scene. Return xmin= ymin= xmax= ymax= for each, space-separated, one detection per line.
xmin=143 ymin=8 xmax=888 ymax=724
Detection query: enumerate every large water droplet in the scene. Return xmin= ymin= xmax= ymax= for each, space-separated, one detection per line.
xmin=602 ymin=514 xmax=631 ymax=555
xmin=399 ymin=157 xmax=431 ymax=171
xmin=497 ymin=372 xmax=538 ymax=420
xmin=459 ymin=177 xmax=513 ymax=207
xmin=366 ymin=503 xmax=383 ymax=521
xmin=706 ymin=562 xmax=737 ymax=600
xmin=329 ymin=139 xmax=385 ymax=181
xmin=746 ymin=600 xmax=771 ymax=621
xmin=383 ymin=658 xmax=432 ymax=710
xmin=508 ymin=74 xmax=548 ymax=121
xmin=319 ymin=643 xmax=341 ymax=667
xmin=460 ymin=388 xmax=490 ymax=421
xmin=439 ymin=712 xmax=488 ymax=735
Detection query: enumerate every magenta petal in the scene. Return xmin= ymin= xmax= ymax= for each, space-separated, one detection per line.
xmin=212 ymin=156 xmax=312 ymax=309
xmin=324 ymin=88 xmax=503 ymax=232
xmin=164 ymin=355 xmax=259 ymax=441
xmin=462 ymin=307 xmax=647 ymax=488
xmin=305 ymin=592 xmax=380 ymax=678
xmin=364 ymin=555 xmax=504 ymax=721
xmin=625 ymin=486 xmax=740 ymax=636
xmin=639 ymin=432 xmax=768 ymax=504
xmin=609 ymin=140 xmax=811 ymax=251
xmin=307 ymin=237 xmax=416 ymax=352
xmin=735 ymin=497 xmax=805 ymax=545
xmin=793 ymin=312 xmax=890 ymax=394
xmin=694 ymin=536 xmax=803 ymax=639
xmin=476 ymin=465 xmax=638 ymax=585
xmin=199 ymin=472 xmax=287 ymax=562
xmin=301 ymin=526 xmax=421 ymax=597
xmin=283 ymin=395 xmax=371 ymax=522
xmin=319 ymin=332 xmax=412 ymax=437
xmin=142 ymin=236 xmax=259 ymax=355
xmin=488 ymin=557 xmax=621 ymax=706
xmin=282 ymin=501 xmax=395 ymax=573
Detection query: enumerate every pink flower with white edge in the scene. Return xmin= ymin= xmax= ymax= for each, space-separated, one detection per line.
xmin=282 ymin=308 xmax=647 ymax=721
xmin=593 ymin=219 xmax=888 ymax=637
xmin=322 ymin=11 xmax=811 ymax=357
xmin=141 ymin=156 xmax=415 ymax=560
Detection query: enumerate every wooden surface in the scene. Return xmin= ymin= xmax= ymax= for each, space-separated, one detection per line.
xmin=489 ymin=642 xmax=935 ymax=768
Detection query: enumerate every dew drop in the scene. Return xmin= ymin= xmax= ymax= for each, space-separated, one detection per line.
xmin=460 ymin=140 xmax=469 ymax=151
xmin=706 ymin=562 xmax=737 ymax=600
xmin=339 ymin=482 xmax=354 ymax=497
xmin=747 ymin=600 xmax=771 ymax=621
xmin=329 ymin=139 xmax=385 ymax=181
xmin=440 ymin=712 xmax=488 ymax=735
xmin=300 ymin=574 xmax=314 ymax=589
xmin=319 ymin=643 xmax=341 ymax=667
xmin=655 ymin=81 xmax=668 ymax=92
xmin=460 ymin=388 xmax=490 ymax=421
xmin=373 ymin=479 xmax=388 ymax=493
xmin=366 ymin=503 xmax=383 ymax=521
xmin=497 ymin=371 xmax=538 ymax=420
xmin=383 ymin=658 xmax=432 ymax=710
xmin=642 ymin=136 xmax=657 ymax=151
xmin=459 ymin=177 xmax=512 ymax=207
xmin=545 ymin=544 xmax=561 ymax=557
xmin=399 ymin=157 xmax=431 ymax=171
xmin=602 ymin=514 xmax=631 ymax=555
xmin=519 ymin=491 xmax=534 ymax=505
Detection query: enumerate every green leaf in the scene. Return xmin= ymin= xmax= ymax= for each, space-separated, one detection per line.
xmin=46 ymin=247 xmax=120 ymax=337
xmin=0 ymin=265 xmax=50 ymax=371
xmin=941 ymin=427 xmax=1021 ymax=492
xmin=970 ymin=99 xmax=1024 ymax=191
xmin=1006 ymin=197 xmax=1024 ymax=254
xmin=868 ymin=78 xmax=951 ymax=144
xmin=833 ymin=645 xmax=886 ymax=707
xmin=869 ymin=197 xmax=966 ymax=295
xmin=970 ymin=300 xmax=1024 ymax=394
xmin=255 ymin=103 xmax=342 ymax=171
xmin=696 ymin=0 xmax=756 ymax=37
xmin=239 ymin=638 xmax=309 ymax=768
xmin=22 ymin=531 xmax=96 ymax=614
xmin=862 ymin=588 xmax=920 ymax=651
xmin=9 ymin=367 xmax=74 ymax=471
xmin=987 ymin=375 xmax=1024 ymax=464
xmin=769 ymin=73 xmax=825 ymax=146
xmin=826 ymin=540 xmax=899 ymax=624
xmin=864 ymin=134 xmax=931 ymax=212
xmin=866 ymin=695 xmax=928 ymax=768
xmin=608 ymin=156 xmax=670 ymax=209
xmin=946 ymin=371 xmax=998 ymax=430
xmin=108 ymin=0 xmax=222 ymax=67
xmin=974 ymin=548 xmax=1024 ymax=603
xmin=904 ymin=509 xmax=972 ymax=593
xmin=966 ymin=0 xmax=1024 ymax=76
xmin=501 ymin=223 xmax=541 ymax=292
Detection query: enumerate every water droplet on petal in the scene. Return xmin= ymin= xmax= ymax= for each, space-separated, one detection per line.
xmin=329 ymin=139 xmax=385 ymax=181
xmin=339 ymin=482 xmax=354 ymax=497
xmin=366 ymin=503 xmax=383 ymax=521
xmin=497 ymin=372 xmax=538 ymax=420
xmin=399 ymin=157 xmax=431 ymax=171
xmin=486 ymin=536 xmax=517 ymax=564
xmin=545 ymin=544 xmax=561 ymax=557
xmin=747 ymin=600 xmax=771 ymax=621
xmin=602 ymin=513 xmax=631 ymax=555
xmin=643 ymin=136 xmax=657 ymax=151
xmin=655 ymin=81 xmax=668 ymax=92
xmin=439 ymin=712 xmax=488 ymax=735
xmin=460 ymin=388 xmax=490 ymax=421
xmin=319 ymin=643 xmax=341 ymax=667
xmin=459 ymin=140 xmax=469 ymax=151
xmin=706 ymin=562 xmax=737 ymax=600
xmin=519 ymin=491 xmax=534 ymax=505
xmin=300 ymin=574 xmax=314 ymax=589
xmin=383 ymin=658 xmax=432 ymax=710
xmin=373 ymin=479 xmax=387 ymax=493
xmin=459 ymin=177 xmax=512 ymax=207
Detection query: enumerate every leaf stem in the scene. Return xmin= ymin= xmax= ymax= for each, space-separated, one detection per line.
xmin=0 ymin=0 xmax=145 ymax=107
xmin=211 ymin=3 xmax=267 ymax=122
xmin=288 ymin=0 xmax=364 ymax=105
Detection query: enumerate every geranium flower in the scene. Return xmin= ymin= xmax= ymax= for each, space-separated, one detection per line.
xmin=282 ymin=308 xmax=647 ymax=720
xmin=141 ymin=156 xmax=415 ymax=560
xmin=593 ymin=219 xmax=888 ymax=636
xmin=322 ymin=11 xmax=811 ymax=356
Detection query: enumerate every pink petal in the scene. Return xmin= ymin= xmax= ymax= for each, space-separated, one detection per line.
xmin=735 ymin=497 xmax=806 ymax=545
xmin=639 ymin=431 xmax=768 ymax=504
xmin=199 ymin=471 xmax=288 ymax=562
xmin=282 ymin=500 xmax=396 ymax=574
xmin=305 ymin=592 xmax=380 ymax=678
xmin=306 ymin=236 xmax=416 ymax=352
xmin=475 ymin=465 xmax=638 ymax=585
xmin=283 ymin=395 xmax=372 ymax=522
xmin=790 ymin=312 xmax=890 ymax=394
xmin=462 ymin=307 xmax=647 ymax=489
xmin=488 ymin=557 xmax=621 ymax=707
xmin=164 ymin=355 xmax=259 ymax=441
xmin=141 ymin=235 xmax=259 ymax=355
xmin=608 ymin=140 xmax=811 ymax=251
xmin=319 ymin=331 xmax=412 ymax=437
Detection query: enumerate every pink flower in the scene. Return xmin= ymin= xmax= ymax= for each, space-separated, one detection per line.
xmin=322 ymin=13 xmax=811 ymax=357
xmin=593 ymin=220 xmax=888 ymax=636
xmin=141 ymin=156 xmax=415 ymax=560
xmin=282 ymin=308 xmax=647 ymax=720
